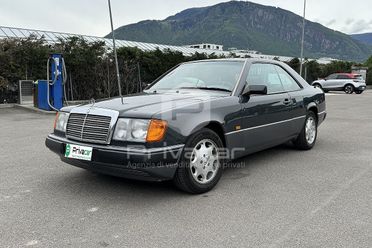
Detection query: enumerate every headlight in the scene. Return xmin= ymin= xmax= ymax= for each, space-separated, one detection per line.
xmin=54 ymin=112 xmax=70 ymax=132
xmin=113 ymin=119 xmax=167 ymax=142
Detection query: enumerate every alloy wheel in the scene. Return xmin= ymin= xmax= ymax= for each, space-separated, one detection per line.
xmin=345 ymin=85 xmax=353 ymax=94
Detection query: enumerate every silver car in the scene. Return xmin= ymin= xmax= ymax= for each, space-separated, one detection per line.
xmin=312 ymin=73 xmax=366 ymax=94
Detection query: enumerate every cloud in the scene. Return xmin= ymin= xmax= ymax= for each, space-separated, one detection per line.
xmin=343 ymin=19 xmax=372 ymax=34
xmin=345 ymin=19 xmax=354 ymax=25
xmin=325 ymin=19 xmax=337 ymax=26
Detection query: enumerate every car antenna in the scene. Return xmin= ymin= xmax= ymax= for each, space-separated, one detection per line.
xmin=108 ymin=0 xmax=124 ymax=104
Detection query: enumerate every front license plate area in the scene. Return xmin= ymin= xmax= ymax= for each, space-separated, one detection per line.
xmin=65 ymin=144 xmax=93 ymax=161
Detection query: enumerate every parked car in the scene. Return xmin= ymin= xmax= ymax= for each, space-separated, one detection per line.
xmin=46 ymin=59 xmax=326 ymax=194
xmin=312 ymin=73 xmax=366 ymax=94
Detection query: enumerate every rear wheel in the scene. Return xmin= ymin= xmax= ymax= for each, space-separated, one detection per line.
xmin=173 ymin=128 xmax=224 ymax=194
xmin=293 ymin=111 xmax=318 ymax=150
xmin=344 ymin=84 xmax=354 ymax=94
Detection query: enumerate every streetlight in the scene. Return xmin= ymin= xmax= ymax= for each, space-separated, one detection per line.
xmin=108 ymin=0 xmax=123 ymax=103
xmin=299 ymin=0 xmax=307 ymax=77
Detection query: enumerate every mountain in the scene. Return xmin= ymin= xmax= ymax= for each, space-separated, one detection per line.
xmin=106 ymin=1 xmax=372 ymax=61
xmin=351 ymin=33 xmax=372 ymax=45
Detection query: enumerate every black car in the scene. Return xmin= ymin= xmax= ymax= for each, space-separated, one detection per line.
xmin=46 ymin=59 xmax=326 ymax=193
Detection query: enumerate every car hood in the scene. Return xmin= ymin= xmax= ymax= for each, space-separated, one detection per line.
xmin=67 ymin=91 xmax=227 ymax=119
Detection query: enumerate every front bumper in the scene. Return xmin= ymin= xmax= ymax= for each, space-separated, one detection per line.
xmin=356 ymin=86 xmax=366 ymax=91
xmin=45 ymin=134 xmax=184 ymax=181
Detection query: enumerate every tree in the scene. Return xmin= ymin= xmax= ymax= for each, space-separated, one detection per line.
xmin=364 ymin=56 xmax=372 ymax=85
xmin=0 ymin=76 xmax=7 ymax=90
xmin=287 ymin=58 xmax=301 ymax=73
xmin=304 ymin=60 xmax=321 ymax=83
xmin=319 ymin=61 xmax=354 ymax=78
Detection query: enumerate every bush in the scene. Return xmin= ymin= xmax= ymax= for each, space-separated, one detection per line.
xmin=0 ymin=36 xmax=371 ymax=100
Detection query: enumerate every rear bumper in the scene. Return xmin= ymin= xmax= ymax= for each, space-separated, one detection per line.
xmin=45 ymin=134 xmax=184 ymax=181
xmin=318 ymin=111 xmax=327 ymax=126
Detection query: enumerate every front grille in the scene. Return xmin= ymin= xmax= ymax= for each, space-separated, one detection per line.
xmin=66 ymin=113 xmax=112 ymax=144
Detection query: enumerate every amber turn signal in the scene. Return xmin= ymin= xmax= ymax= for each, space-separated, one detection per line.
xmin=53 ymin=112 xmax=59 ymax=130
xmin=146 ymin=120 xmax=168 ymax=142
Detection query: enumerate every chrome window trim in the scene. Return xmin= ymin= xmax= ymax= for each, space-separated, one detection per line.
xmin=226 ymin=115 xmax=306 ymax=135
xmin=231 ymin=59 xmax=249 ymax=96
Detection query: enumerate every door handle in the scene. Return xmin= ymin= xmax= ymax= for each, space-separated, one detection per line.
xmin=283 ymin=98 xmax=292 ymax=105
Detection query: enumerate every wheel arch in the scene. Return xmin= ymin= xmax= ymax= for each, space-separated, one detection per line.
xmin=189 ymin=121 xmax=226 ymax=147
xmin=307 ymin=102 xmax=318 ymax=122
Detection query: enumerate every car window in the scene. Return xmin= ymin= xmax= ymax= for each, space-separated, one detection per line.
xmin=337 ymin=75 xmax=350 ymax=79
xmin=326 ymin=74 xmax=338 ymax=80
xmin=353 ymin=74 xmax=363 ymax=80
xmin=148 ymin=61 xmax=244 ymax=92
xmin=246 ymin=64 xmax=285 ymax=94
xmin=274 ymin=66 xmax=302 ymax=92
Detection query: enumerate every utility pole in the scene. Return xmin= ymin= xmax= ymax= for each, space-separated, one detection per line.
xmin=108 ymin=0 xmax=123 ymax=103
xmin=299 ymin=0 xmax=307 ymax=77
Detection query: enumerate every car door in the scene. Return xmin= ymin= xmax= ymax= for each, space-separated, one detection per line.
xmin=275 ymin=65 xmax=307 ymax=136
xmin=336 ymin=74 xmax=349 ymax=89
xmin=323 ymin=74 xmax=338 ymax=89
xmin=237 ymin=63 xmax=294 ymax=155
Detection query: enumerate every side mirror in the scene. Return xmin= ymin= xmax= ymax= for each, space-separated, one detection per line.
xmin=143 ymin=82 xmax=151 ymax=90
xmin=242 ymin=85 xmax=268 ymax=96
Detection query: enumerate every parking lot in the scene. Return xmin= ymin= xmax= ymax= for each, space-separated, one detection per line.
xmin=1 ymin=91 xmax=372 ymax=248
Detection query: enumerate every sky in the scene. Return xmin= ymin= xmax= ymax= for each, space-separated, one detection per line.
xmin=0 ymin=0 xmax=371 ymax=37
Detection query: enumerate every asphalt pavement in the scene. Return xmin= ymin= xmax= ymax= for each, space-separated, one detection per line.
xmin=1 ymin=91 xmax=371 ymax=248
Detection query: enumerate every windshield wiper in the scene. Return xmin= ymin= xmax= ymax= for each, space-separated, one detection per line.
xmin=179 ymin=87 xmax=232 ymax=92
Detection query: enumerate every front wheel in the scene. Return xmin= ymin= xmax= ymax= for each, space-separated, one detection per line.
xmin=173 ymin=128 xmax=224 ymax=194
xmin=344 ymin=85 xmax=354 ymax=94
xmin=293 ymin=112 xmax=318 ymax=150
xmin=355 ymin=90 xmax=363 ymax=94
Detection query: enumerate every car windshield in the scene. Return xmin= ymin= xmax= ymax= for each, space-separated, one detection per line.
xmin=147 ymin=61 xmax=245 ymax=92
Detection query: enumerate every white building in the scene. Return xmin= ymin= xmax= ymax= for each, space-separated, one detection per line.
xmin=185 ymin=43 xmax=223 ymax=51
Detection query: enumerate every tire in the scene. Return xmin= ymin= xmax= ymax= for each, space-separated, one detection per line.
xmin=173 ymin=128 xmax=224 ymax=194
xmin=344 ymin=84 xmax=354 ymax=94
xmin=293 ymin=111 xmax=318 ymax=150
xmin=355 ymin=90 xmax=363 ymax=94
xmin=313 ymin=84 xmax=322 ymax=89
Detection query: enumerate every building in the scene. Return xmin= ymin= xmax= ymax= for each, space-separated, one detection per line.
xmin=185 ymin=43 xmax=223 ymax=51
xmin=228 ymin=49 xmax=261 ymax=55
xmin=351 ymin=66 xmax=368 ymax=80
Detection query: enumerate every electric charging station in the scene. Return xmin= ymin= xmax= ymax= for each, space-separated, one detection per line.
xmin=36 ymin=54 xmax=66 ymax=111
